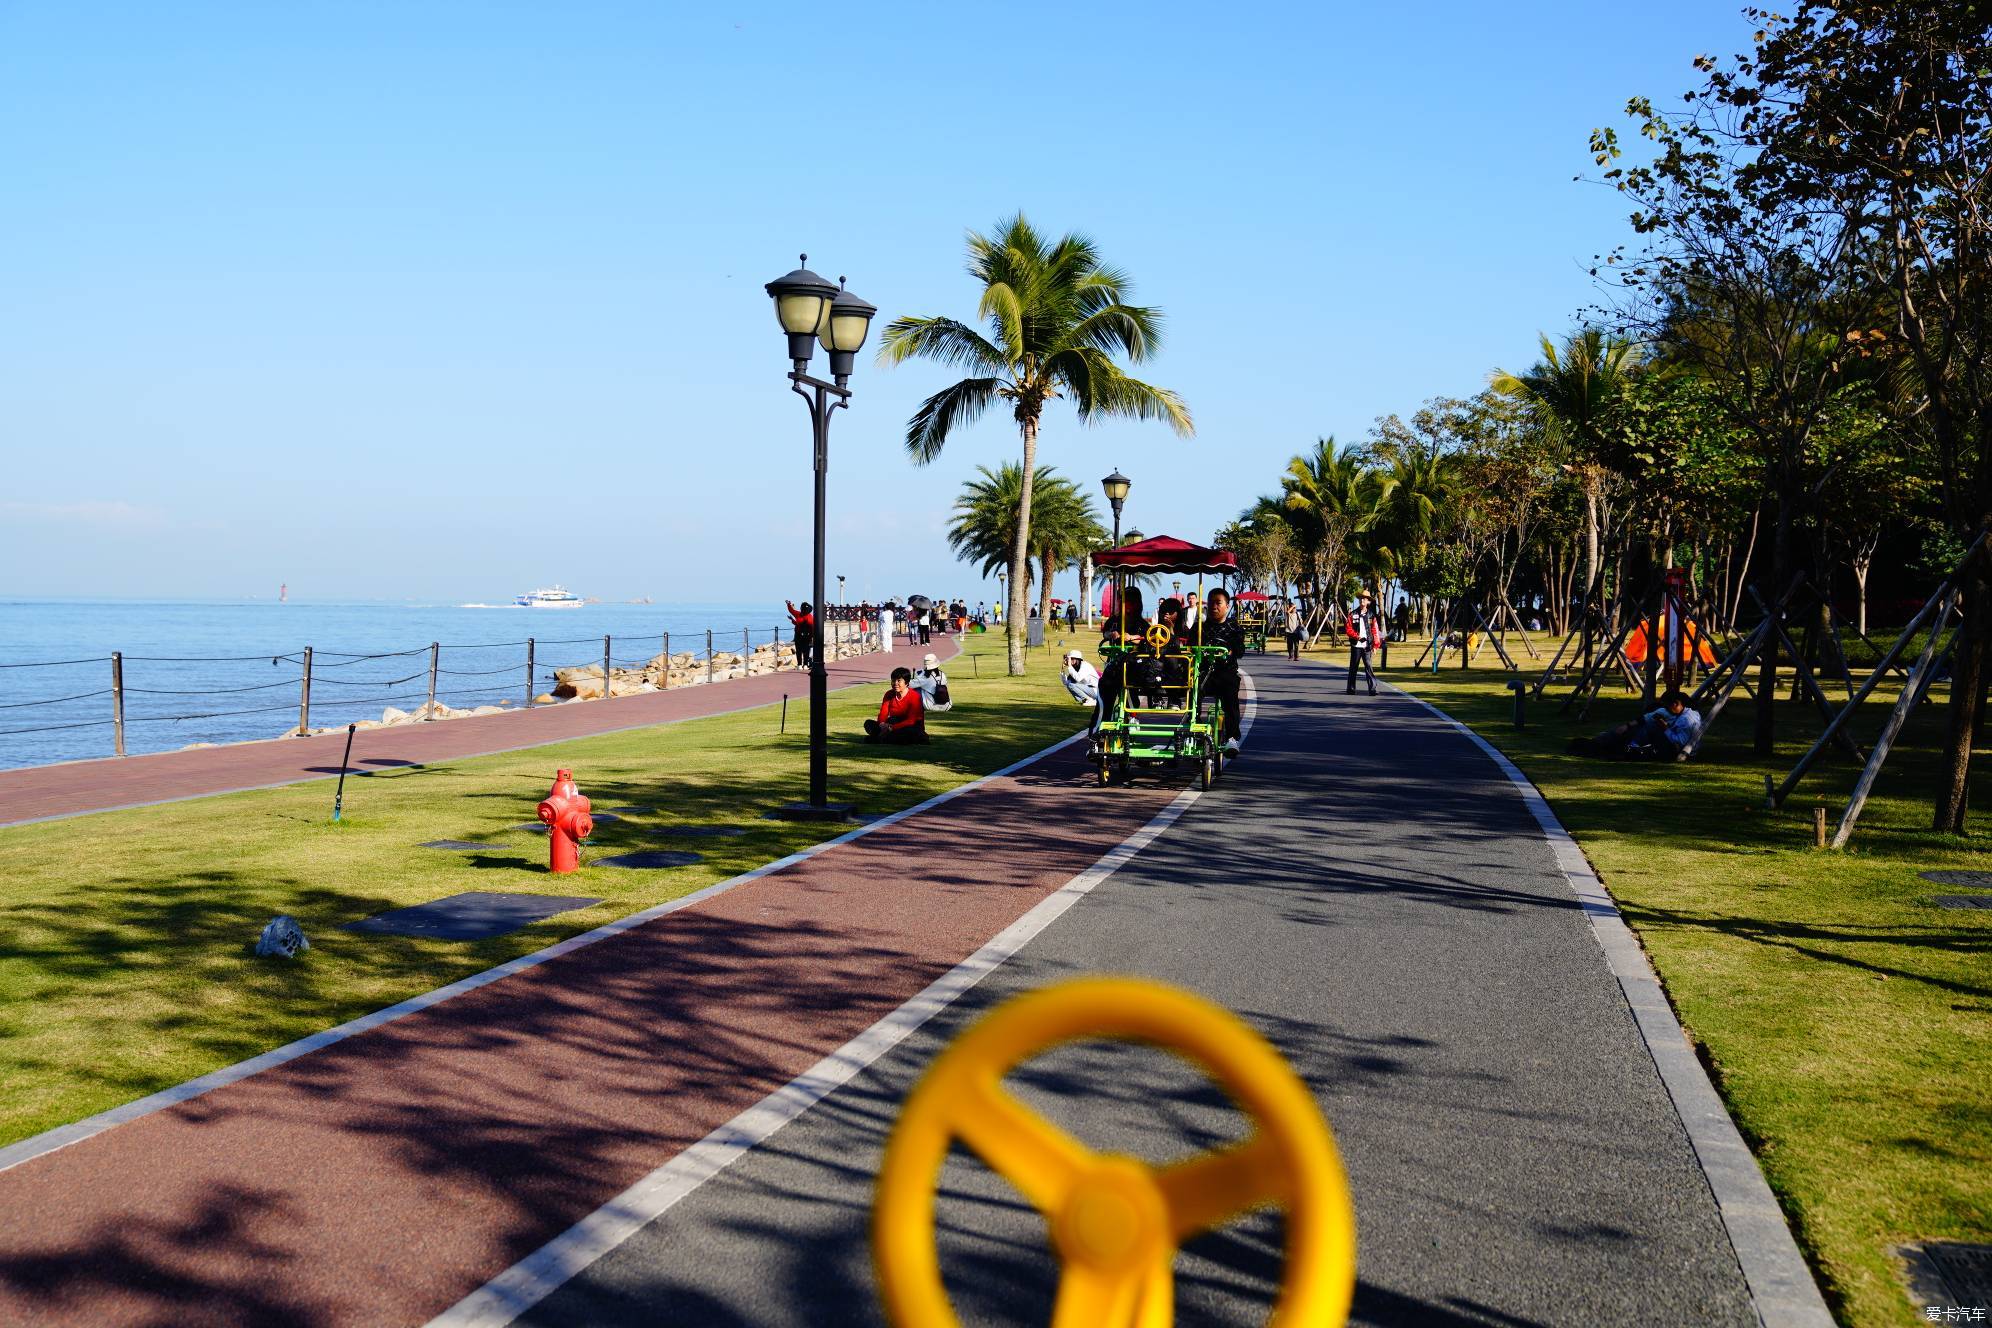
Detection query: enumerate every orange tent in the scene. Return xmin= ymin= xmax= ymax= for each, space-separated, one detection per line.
xmin=1624 ymin=612 xmax=1719 ymax=667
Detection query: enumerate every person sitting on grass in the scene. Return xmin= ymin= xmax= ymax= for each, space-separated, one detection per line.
xmin=1568 ymin=689 xmax=1704 ymax=761
xmin=911 ymin=652 xmax=952 ymax=713
xmin=864 ymin=667 xmax=929 ymax=744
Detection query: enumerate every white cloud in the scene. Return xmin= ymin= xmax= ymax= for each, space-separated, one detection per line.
xmin=0 ymin=500 xmax=168 ymax=530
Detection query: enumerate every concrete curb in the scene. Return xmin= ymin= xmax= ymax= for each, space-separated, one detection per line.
xmin=1388 ymin=683 xmax=1836 ymax=1328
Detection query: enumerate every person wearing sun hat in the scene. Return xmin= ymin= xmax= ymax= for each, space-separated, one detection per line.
xmin=911 ymin=651 xmax=952 ymax=713
xmin=1062 ymin=647 xmax=1103 ymax=747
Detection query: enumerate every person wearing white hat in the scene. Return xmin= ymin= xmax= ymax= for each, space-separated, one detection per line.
xmin=1062 ymin=648 xmax=1103 ymax=746
xmin=911 ymin=652 xmax=952 ymax=713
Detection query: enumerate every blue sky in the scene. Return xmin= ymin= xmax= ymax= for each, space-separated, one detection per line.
xmin=0 ymin=1 xmax=1749 ymax=604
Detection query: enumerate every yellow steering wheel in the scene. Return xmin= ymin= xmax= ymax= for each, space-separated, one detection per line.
xmin=1144 ymin=622 xmax=1174 ymax=650
xmin=873 ymin=978 xmax=1355 ymax=1327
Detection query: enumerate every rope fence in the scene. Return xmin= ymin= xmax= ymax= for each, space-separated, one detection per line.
xmin=0 ymin=619 xmax=861 ymax=763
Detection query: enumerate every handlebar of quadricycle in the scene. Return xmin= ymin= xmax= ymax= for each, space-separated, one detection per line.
xmin=872 ymin=978 xmax=1357 ymax=1328
xmin=1098 ymin=641 xmax=1234 ymax=661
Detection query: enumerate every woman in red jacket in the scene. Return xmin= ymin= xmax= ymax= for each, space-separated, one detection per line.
xmin=785 ymin=600 xmax=816 ymax=671
xmin=864 ymin=667 xmax=929 ymax=744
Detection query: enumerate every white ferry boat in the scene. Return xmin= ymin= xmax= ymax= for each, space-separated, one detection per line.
xmin=514 ymin=586 xmax=584 ymax=609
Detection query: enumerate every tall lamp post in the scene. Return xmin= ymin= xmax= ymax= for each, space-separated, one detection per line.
xmin=1101 ymin=469 xmax=1131 ymax=548
xmin=996 ymin=569 xmax=1006 ymax=625
xmin=765 ymin=256 xmax=876 ymax=819
xmin=1097 ymin=470 xmax=1131 ymax=625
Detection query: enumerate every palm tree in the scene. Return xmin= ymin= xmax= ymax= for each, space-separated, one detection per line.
xmin=880 ymin=213 xmax=1193 ymax=674
xmin=948 ymin=465 xmax=1107 ymax=624
xmin=1491 ymin=329 xmax=1641 ymax=606
xmin=947 ymin=464 xmax=1037 ymax=582
xmin=1027 ymin=478 xmax=1109 ymax=623
xmin=1280 ymin=438 xmax=1385 ymax=629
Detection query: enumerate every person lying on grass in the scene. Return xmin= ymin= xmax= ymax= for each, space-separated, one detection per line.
xmin=864 ymin=667 xmax=929 ymax=745
xmin=1568 ymin=689 xmax=1704 ymax=761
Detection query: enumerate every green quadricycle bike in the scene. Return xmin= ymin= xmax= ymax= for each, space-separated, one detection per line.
xmin=1090 ymin=535 xmax=1239 ymax=791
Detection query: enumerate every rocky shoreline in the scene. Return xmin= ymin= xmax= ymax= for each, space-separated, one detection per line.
xmin=276 ymin=637 xmax=871 ymax=739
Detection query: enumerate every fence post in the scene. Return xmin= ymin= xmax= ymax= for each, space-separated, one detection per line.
xmin=111 ymin=652 xmax=126 ymax=757
xmin=298 ymin=646 xmax=313 ymax=735
xmin=525 ymin=638 xmax=536 ymax=707
xmin=603 ymin=635 xmax=612 ymax=699
xmin=662 ymin=632 xmax=670 ymax=690
xmin=426 ymin=642 xmax=439 ymax=717
xmin=743 ymin=628 xmax=750 ymax=675
xmin=707 ymin=629 xmax=714 ymax=685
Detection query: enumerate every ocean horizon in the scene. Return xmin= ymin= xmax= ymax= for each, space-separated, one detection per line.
xmin=0 ymin=597 xmax=818 ymax=770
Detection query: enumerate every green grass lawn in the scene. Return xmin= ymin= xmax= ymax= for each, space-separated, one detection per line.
xmin=0 ymin=630 xmax=1088 ymax=1150
xmin=1357 ymin=634 xmax=1990 ymax=1328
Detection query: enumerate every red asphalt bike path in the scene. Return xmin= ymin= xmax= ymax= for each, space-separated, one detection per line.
xmin=0 ymin=643 xmax=1175 ymax=1327
xmin=0 ymin=636 xmax=958 ymax=826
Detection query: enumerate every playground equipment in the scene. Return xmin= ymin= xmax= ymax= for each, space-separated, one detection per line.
xmin=536 ymin=767 xmax=594 ymax=873
xmin=1089 ymin=536 xmax=1238 ymax=789
xmin=873 ymin=977 xmax=1356 ymax=1327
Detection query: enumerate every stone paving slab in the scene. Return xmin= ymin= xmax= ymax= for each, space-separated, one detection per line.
xmin=345 ymin=891 xmax=604 ymax=940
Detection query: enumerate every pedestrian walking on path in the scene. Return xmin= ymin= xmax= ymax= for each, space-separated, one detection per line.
xmin=1345 ymin=591 xmax=1381 ymax=695
xmin=1284 ymin=601 xmax=1303 ymax=660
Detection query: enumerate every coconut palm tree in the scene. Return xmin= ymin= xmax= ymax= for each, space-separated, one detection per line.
xmin=947 ymin=465 xmax=1105 ymax=622
xmin=1026 ymin=478 xmax=1109 ymax=623
xmin=1491 ymin=329 xmax=1641 ymax=604
xmin=1280 ymin=438 xmax=1387 ymax=629
xmin=947 ymin=464 xmax=1037 ymax=582
xmin=880 ymin=213 xmax=1193 ymax=674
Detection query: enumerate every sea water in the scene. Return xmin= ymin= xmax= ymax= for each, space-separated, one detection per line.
xmin=0 ymin=599 xmax=805 ymax=770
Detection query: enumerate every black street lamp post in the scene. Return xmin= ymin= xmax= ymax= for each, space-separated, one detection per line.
xmin=765 ymin=256 xmax=876 ymax=819
xmin=1100 ymin=469 xmax=1130 ymax=549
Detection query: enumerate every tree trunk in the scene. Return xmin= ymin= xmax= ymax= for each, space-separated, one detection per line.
xmin=1851 ymin=550 xmax=1872 ymax=638
xmin=1729 ymin=506 xmax=1761 ymax=634
xmin=1583 ymin=486 xmax=1601 ymax=615
xmin=1038 ymin=548 xmax=1056 ymax=626
xmin=1007 ymin=418 xmax=1038 ymax=676
xmin=1753 ymin=492 xmax=1794 ymax=757
xmin=1935 ymin=559 xmax=1989 ymax=832
xmin=1080 ymin=554 xmax=1094 ymax=627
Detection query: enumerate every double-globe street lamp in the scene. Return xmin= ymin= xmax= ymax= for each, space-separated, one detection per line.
xmin=1100 ymin=469 xmax=1131 ymax=548
xmin=1091 ymin=470 xmax=1132 ymax=626
xmin=765 ymin=255 xmax=877 ymax=818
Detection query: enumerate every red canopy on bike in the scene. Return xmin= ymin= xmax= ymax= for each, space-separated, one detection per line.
xmin=1092 ymin=535 xmax=1237 ymax=574
xmin=1233 ymin=590 xmax=1270 ymax=603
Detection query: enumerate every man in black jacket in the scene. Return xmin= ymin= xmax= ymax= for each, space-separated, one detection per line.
xmin=1202 ymin=588 xmax=1245 ymax=754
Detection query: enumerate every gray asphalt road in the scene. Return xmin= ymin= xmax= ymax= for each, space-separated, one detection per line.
xmin=522 ymin=655 xmax=1755 ymax=1327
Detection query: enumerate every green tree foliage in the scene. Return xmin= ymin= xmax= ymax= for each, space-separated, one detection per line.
xmin=947 ymin=464 xmax=1104 ymax=625
xmin=880 ymin=213 xmax=1191 ymax=675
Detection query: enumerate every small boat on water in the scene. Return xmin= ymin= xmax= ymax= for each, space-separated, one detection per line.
xmin=514 ymin=586 xmax=584 ymax=609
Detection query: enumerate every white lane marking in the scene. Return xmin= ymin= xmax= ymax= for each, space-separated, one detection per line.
xmin=0 ymin=699 xmax=1066 ymax=1180
xmin=426 ymin=677 xmax=1258 ymax=1327
xmin=1386 ymin=683 xmax=1834 ymax=1328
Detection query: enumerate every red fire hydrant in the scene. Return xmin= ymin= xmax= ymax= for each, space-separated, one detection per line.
xmin=537 ymin=768 xmax=593 ymax=874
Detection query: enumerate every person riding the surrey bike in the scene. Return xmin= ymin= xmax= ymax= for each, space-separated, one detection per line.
xmin=1098 ymin=584 xmax=1151 ymax=720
